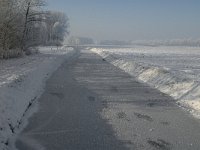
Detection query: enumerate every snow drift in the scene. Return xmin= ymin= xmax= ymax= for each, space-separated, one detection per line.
xmin=91 ymin=47 xmax=200 ymax=119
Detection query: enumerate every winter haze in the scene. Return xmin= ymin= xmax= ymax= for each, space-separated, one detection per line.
xmin=47 ymin=0 xmax=200 ymax=42
xmin=1 ymin=0 xmax=200 ymax=150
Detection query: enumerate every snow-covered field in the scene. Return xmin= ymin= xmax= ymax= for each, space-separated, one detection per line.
xmin=0 ymin=46 xmax=75 ymax=150
xmin=91 ymin=46 xmax=200 ymax=119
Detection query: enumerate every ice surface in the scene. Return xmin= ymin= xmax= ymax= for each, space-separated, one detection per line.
xmin=91 ymin=46 xmax=200 ymax=119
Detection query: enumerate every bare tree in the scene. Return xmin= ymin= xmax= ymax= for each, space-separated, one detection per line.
xmin=0 ymin=0 xmax=23 ymax=58
xmin=0 ymin=0 xmax=70 ymax=59
xmin=19 ymin=0 xmax=46 ymax=50
xmin=45 ymin=11 xmax=69 ymax=46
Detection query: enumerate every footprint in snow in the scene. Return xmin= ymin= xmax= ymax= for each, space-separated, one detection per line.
xmin=134 ymin=112 xmax=153 ymax=122
xmin=88 ymin=96 xmax=96 ymax=102
xmin=147 ymin=139 xmax=171 ymax=150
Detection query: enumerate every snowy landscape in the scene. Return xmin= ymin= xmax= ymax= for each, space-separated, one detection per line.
xmin=1 ymin=45 xmax=200 ymax=149
xmin=91 ymin=46 xmax=200 ymax=118
xmin=1 ymin=0 xmax=200 ymax=149
xmin=0 ymin=46 xmax=75 ymax=150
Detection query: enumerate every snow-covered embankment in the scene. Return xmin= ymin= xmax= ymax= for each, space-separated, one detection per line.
xmin=0 ymin=46 xmax=75 ymax=150
xmin=91 ymin=48 xmax=200 ymax=119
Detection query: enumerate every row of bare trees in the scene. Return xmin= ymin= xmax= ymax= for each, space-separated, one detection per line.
xmin=0 ymin=0 xmax=69 ymax=59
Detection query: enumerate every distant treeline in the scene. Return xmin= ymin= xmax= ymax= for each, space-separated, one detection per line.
xmin=0 ymin=0 xmax=69 ymax=59
xmin=131 ymin=39 xmax=200 ymax=47
xmin=67 ymin=37 xmax=95 ymax=45
xmin=100 ymin=40 xmax=130 ymax=46
xmin=100 ymin=39 xmax=200 ymax=47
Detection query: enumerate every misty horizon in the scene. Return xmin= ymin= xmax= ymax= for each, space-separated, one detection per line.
xmin=47 ymin=0 xmax=200 ymax=41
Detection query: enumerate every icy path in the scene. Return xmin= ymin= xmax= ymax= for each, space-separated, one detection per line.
xmin=91 ymin=47 xmax=200 ymax=118
xmin=15 ymin=49 xmax=200 ymax=150
xmin=0 ymin=46 xmax=75 ymax=150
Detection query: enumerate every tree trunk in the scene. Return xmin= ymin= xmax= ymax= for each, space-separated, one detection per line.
xmin=21 ymin=2 xmax=31 ymax=51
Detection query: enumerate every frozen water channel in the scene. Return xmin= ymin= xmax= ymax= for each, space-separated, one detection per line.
xmin=91 ymin=46 xmax=200 ymax=118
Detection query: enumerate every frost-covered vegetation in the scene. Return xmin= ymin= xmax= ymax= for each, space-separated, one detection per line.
xmin=0 ymin=0 xmax=69 ymax=59
xmin=0 ymin=46 xmax=75 ymax=150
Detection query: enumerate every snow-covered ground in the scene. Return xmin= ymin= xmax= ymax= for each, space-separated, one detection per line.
xmin=91 ymin=46 xmax=200 ymax=119
xmin=0 ymin=46 xmax=75 ymax=150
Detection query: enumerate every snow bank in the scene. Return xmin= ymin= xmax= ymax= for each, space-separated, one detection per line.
xmin=91 ymin=47 xmax=200 ymax=118
xmin=0 ymin=46 xmax=75 ymax=150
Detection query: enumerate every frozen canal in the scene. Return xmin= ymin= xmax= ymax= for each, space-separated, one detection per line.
xmin=91 ymin=46 xmax=200 ymax=118
xmin=15 ymin=49 xmax=200 ymax=150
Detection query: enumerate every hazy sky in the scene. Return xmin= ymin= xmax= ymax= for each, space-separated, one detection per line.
xmin=47 ymin=0 xmax=200 ymax=41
